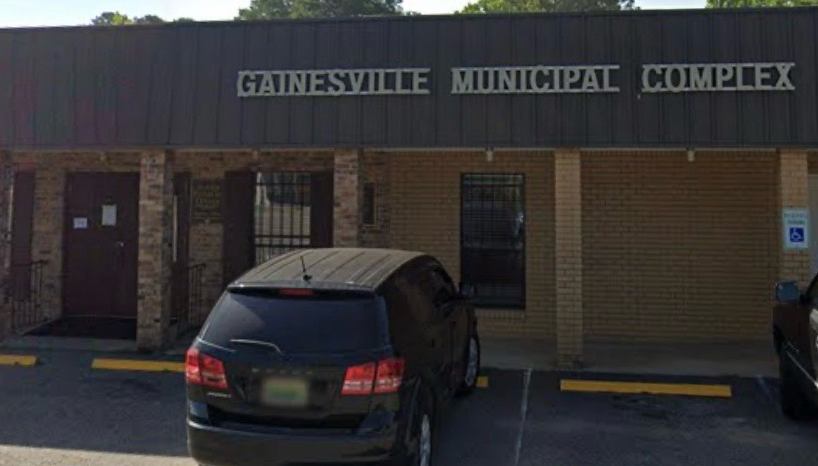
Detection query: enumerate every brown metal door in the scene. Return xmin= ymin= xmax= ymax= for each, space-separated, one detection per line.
xmin=63 ymin=173 xmax=139 ymax=318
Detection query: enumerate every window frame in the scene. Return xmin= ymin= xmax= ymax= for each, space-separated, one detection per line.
xmin=459 ymin=173 xmax=526 ymax=310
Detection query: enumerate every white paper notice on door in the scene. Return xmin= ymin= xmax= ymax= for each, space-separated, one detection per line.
xmin=101 ymin=204 xmax=117 ymax=227
xmin=73 ymin=217 xmax=88 ymax=229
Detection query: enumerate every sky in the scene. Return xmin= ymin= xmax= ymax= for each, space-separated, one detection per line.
xmin=0 ymin=0 xmax=705 ymax=28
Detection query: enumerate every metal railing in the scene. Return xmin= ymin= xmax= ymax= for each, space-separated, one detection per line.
xmin=172 ymin=263 xmax=207 ymax=329
xmin=5 ymin=261 xmax=47 ymax=332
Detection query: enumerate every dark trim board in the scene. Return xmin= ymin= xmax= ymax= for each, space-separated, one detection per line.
xmin=1 ymin=9 xmax=817 ymax=149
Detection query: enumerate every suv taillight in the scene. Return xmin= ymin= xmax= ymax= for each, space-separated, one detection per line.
xmin=342 ymin=357 xmax=405 ymax=396
xmin=185 ymin=348 xmax=228 ymax=390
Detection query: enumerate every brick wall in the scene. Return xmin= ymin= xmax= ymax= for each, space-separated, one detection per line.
xmin=555 ymin=151 xmax=583 ymax=365
xmin=136 ymin=151 xmax=174 ymax=349
xmin=582 ymin=151 xmax=779 ymax=342
xmin=780 ymin=151 xmax=811 ymax=286
xmin=387 ymin=151 xmax=555 ymax=340
xmin=333 ymin=150 xmax=361 ymax=247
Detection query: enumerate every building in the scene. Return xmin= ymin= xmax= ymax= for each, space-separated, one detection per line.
xmin=0 ymin=8 xmax=815 ymax=367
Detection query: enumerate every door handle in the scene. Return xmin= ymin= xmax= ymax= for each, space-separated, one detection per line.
xmin=116 ymin=241 xmax=125 ymax=248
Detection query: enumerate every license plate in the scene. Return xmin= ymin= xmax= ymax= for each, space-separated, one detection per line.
xmin=261 ymin=377 xmax=309 ymax=407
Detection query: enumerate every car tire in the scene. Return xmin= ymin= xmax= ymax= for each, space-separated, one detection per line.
xmin=457 ymin=334 xmax=481 ymax=396
xmin=779 ymin=351 xmax=813 ymax=421
xmin=411 ymin=392 xmax=435 ymax=466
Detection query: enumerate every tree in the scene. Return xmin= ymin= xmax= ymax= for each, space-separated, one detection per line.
xmin=90 ymin=12 xmax=196 ymax=25
xmin=236 ymin=0 xmax=404 ymax=20
xmin=459 ymin=0 xmax=634 ymax=14
xmin=134 ymin=15 xmax=166 ymax=24
xmin=706 ymin=0 xmax=818 ymax=6
xmin=91 ymin=11 xmax=136 ymax=25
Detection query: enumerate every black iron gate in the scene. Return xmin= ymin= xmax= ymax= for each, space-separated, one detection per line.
xmin=253 ymin=172 xmax=313 ymax=264
xmin=172 ymin=262 xmax=207 ymax=327
xmin=6 ymin=261 xmax=46 ymax=331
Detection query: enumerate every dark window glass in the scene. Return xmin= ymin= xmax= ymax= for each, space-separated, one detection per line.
xmin=362 ymin=182 xmax=376 ymax=226
xmin=202 ymin=291 xmax=388 ymax=353
xmin=253 ymin=172 xmax=311 ymax=264
xmin=461 ymin=174 xmax=525 ymax=308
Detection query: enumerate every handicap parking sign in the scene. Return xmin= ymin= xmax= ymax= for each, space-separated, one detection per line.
xmin=789 ymin=227 xmax=805 ymax=244
xmin=783 ymin=208 xmax=809 ymax=250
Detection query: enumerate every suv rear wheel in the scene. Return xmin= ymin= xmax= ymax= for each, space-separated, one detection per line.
xmin=458 ymin=335 xmax=481 ymax=396
xmin=779 ymin=351 xmax=813 ymax=421
xmin=411 ymin=393 xmax=435 ymax=466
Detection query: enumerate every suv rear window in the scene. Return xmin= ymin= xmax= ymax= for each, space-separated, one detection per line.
xmin=200 ymin=290 xmax=389 ymax=354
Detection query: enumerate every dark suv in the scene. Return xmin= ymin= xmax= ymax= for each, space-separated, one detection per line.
xmin=773 ymin=279 xmax=818 ymax=419
xmin=186 ymin=248 xmax=480 ymax=466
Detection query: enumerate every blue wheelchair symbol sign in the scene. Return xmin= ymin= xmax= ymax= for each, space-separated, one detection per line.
xmin=789 ymin=227 xmax=805 ymax=244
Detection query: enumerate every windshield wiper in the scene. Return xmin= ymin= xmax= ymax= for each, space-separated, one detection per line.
xmin=229 ymin=339 xmax=283 ymax=354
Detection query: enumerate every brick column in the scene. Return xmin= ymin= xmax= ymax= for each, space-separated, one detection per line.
xmin=0 ymin=152 xmax=12 ymax=341
xmin=778 ymin=150 xmax=811 ymax=285
xmin=555 ymin=150 xmax=583 ymax=368
xmin=137 ymin=151 xmax=174 ymax=351
xmin=333 ymin=150 xmax=362 ymax=247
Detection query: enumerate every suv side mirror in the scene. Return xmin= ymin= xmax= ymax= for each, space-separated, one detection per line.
xmin=459 ymin=283 xmax=476 ymax=300
xmin=775 ymin=281 xmax=802 ymax=304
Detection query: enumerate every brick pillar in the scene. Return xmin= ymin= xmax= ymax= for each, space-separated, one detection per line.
xmin=555 ymin=150 xmax=583 ymax=368
xmin=137 ymin=151 xmax=174 ymax=351
xmin=0 ymin=152 xmax=12 ymax=341
xmin=778 ymin=150 xmax=811 ymax=285
xmin=33 ymin=159 xmax=65 ymax=320
xmin=333 ymin=150 xmax=362 ymax=247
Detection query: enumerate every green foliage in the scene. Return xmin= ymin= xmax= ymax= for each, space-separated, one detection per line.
xmin=706 ymin=0 xmax=818 ymax=6
xmin=91 ymin=11 xmax=136 ymax=25
xmin=236 ymin=0 xmax=404 ymax=20
xmin=134 ymin=15 xmax=166 ymax=24
xmin=90 ymin=12 xmax=195 ymax=26
xmin=459 ymin=0 xmax=634 ymax=13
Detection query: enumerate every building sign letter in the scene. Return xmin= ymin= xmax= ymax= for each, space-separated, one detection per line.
xmin=237 ymin=68 xmax=432 ymax=97
xmin=641 ymin=62 xmax=795 ymax=93
xmin=451 ymin=65 xmax=620 ymax=94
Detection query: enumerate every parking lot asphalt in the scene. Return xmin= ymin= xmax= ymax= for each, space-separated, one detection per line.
xmin=1 ymin=350 xmax=817 ymax=466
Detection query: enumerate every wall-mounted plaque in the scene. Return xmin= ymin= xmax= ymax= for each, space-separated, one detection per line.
xmin=192 ymin=180 xmax=222 ymax=225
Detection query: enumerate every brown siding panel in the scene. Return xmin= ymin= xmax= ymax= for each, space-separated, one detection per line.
xmin=0 ymin=10 xmax=817 ymax=149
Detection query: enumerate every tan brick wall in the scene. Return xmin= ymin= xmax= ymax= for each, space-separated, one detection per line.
xmin=333 ymin=150 xmax=361 ymax=247
xmin=779 ymin=151 xmax=810 ymax=286
xmin=582 ymin=151 xmax=779 ymax=342
xmin=136 ymin=151 xmax=174 ymax=350
xmin=174 ymin=151 xmax=334 ymax=317
xmin=388 ymin=151 xmax=555 ymax=340
xmin=555 ymin=151 xmax=583 ymax=366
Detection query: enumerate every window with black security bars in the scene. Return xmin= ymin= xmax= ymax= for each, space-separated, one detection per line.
xmin=460 ymin=174 xmax=525 ymax=309
xmin=254 ymin=172 xmax=312 ymax=264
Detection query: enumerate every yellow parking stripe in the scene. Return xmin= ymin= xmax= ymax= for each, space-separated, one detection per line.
xmin=0 ymin=354 xmax=37 ymax=366
xmin=560 ymin=379 xmax=732 ymax=398
xmin=92 ymin=358 xmax=184 ymax=373
xmin=476 ymin=376 xmax=489 ymax=388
